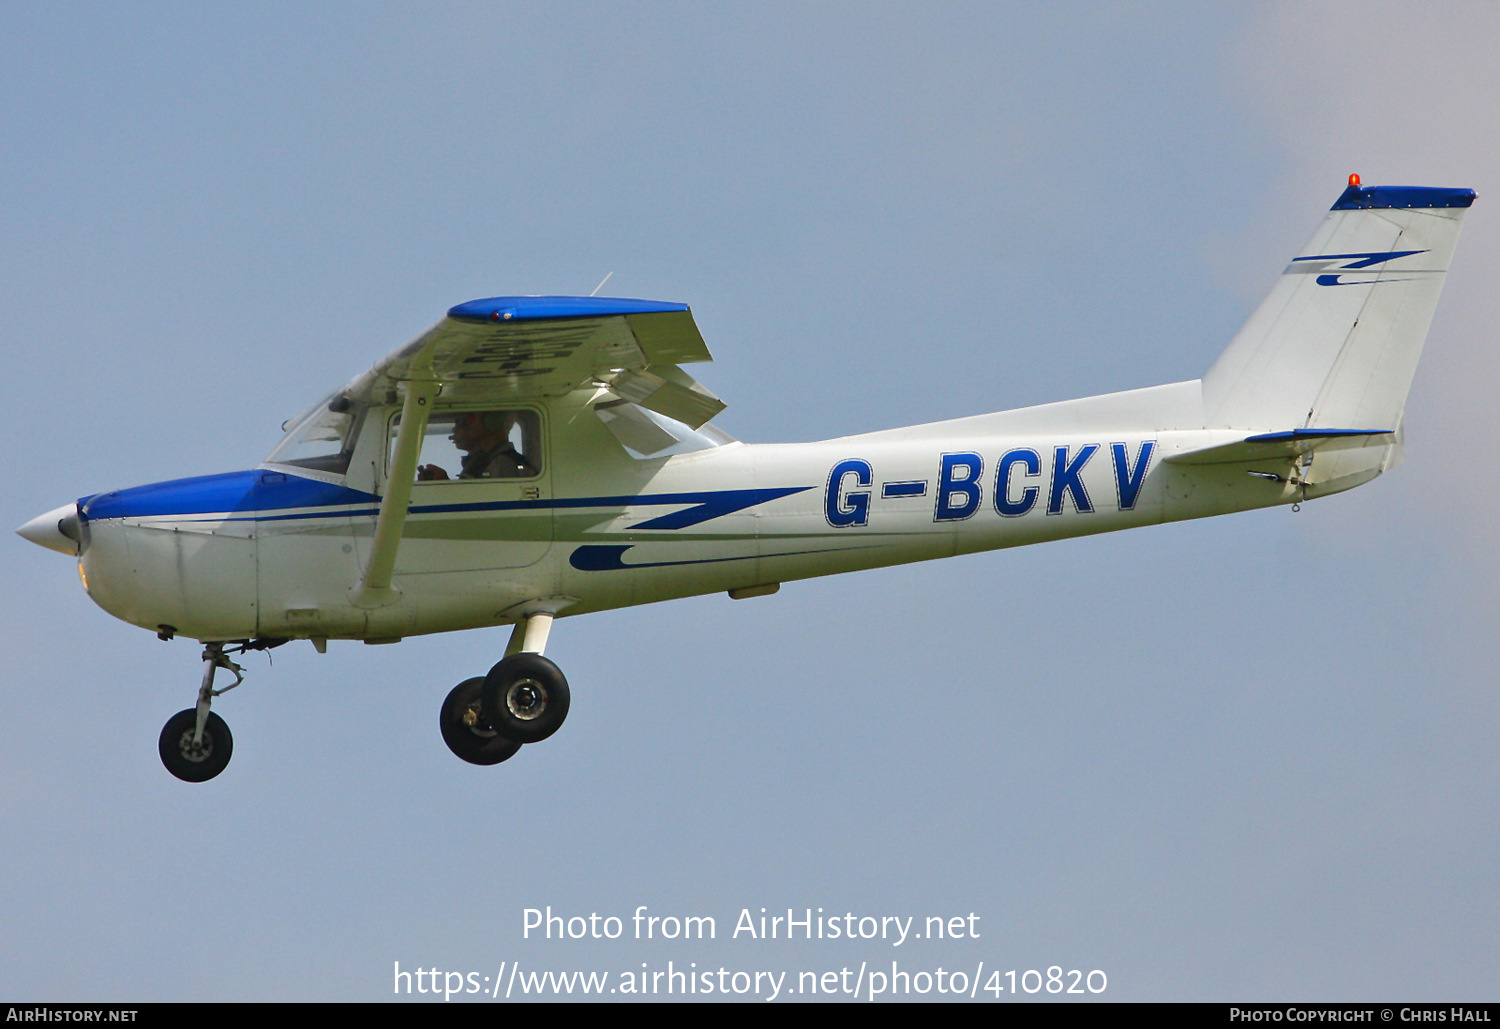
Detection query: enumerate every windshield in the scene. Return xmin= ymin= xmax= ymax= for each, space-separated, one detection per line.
xmin=265 ymin=391 xmax=365 ymax=474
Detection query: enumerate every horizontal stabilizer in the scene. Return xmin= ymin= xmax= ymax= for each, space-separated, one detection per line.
xmin=1164 ymin=428 xmax=1395 ymax=466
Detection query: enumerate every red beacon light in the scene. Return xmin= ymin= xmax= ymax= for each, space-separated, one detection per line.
xmin=1349 ymin=173 xmax=1362 ymax=187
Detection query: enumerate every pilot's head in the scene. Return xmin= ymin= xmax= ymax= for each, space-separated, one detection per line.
xmin=451 ymin=411 xmax=511 ymax=451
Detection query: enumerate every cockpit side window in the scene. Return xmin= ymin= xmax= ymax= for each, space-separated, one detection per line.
xmin=392 ymin=409 xmax=543 ymax=482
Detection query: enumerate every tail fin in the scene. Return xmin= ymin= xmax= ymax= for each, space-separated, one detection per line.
xmin=1202 ymin=181 xmax=1474 ymax=434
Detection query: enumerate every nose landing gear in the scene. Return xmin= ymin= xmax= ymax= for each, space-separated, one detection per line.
xmin=158 ymin=642 xmax=250 ymax=782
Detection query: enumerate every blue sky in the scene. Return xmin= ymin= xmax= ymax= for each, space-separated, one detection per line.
xmin=4 ymin=2 xmax=1498 ymax=1001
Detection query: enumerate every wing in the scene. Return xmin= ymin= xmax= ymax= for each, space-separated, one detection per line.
xmin=348 ymin=295 xmax=725 ymax=608
xmin=345 ymin=295 xmax=726 ymax=428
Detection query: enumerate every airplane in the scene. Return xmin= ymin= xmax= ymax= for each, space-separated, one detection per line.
xmin=17 ymin=176 xmax=1475 ymax=782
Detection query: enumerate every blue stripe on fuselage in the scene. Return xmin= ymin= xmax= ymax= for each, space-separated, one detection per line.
xmin=78 ymin=471 xmax=811 ymax=531
xmin=569 ymin=542 xmax=845 ymax=571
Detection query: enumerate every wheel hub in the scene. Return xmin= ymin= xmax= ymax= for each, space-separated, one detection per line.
xmin=506 ymin=679 xmax=547 ymax=721
xmin=461 ymin=702 xmax=498 ymax=738
xmin=176 ymin=730 xmax=214 ymax=763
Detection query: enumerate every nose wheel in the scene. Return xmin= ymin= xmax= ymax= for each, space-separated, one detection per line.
xmin=159 ymin=709 xmax=234 ymax=782
xmin=159 ymin=641 xmax=249 ymax=782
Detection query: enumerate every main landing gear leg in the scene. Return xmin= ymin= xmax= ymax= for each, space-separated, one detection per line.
xmin=158 ymin=643 xmax=242 ymax=782
xmin=504 ymin=612 xmax=553 ymax=657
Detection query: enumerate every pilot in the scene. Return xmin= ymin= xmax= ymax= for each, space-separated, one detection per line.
xmin=417 ymin=411 xmax=536 ymax=480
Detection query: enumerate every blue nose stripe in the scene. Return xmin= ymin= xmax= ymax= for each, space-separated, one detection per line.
xmin=80 ymin=470 xmax=376 ymax=521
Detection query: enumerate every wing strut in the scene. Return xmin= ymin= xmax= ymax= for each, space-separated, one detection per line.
xmin=350 ymin=377 xmax=439 ymax=608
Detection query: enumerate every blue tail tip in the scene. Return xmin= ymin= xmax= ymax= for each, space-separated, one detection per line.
xmin=1332 ymin=183 xmax=1476 ymax=210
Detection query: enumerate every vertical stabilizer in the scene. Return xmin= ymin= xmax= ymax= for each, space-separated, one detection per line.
xmin=1202 ymin=182 xmax=1474 ymax=433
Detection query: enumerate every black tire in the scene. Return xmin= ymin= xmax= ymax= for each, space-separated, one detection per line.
xmin=158 ymin=708 xmax=233 ymax=782
xmin=482 ymin=653 xmax=570 ymax=744
xmin=440 ymin=677 xmax=522 ymax=765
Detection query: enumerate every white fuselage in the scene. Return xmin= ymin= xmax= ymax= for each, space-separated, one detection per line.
xmin=73 ymin=378 xmax=1376 ymax=644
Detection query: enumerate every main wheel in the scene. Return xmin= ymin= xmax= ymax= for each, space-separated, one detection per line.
xmin=440 ymin=677 xmax=522 ymax=765
xmin=158 ymin=709 xmax=233 ymax=782
xmin=482 ymin=653 xmax=570 ymax=744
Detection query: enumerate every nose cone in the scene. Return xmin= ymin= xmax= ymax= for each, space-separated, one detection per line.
xmin=17 ymin=502 xmax=83 ymax=556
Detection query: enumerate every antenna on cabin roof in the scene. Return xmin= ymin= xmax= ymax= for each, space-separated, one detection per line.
xmin=589 ymin=271 xmax=614 ymax=297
